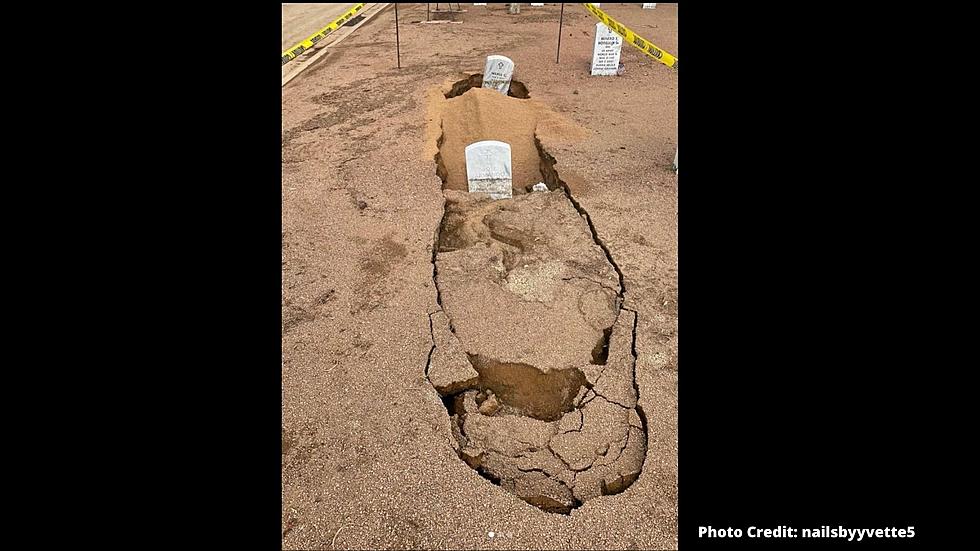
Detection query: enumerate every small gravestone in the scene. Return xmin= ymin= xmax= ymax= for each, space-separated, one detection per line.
xmin=673 ymin=149 xmax=678 ymax=173
xmin=465 ymin=141 xmax=513 ymax=200
xmin=482 ymin=55 xmax=515 ymax=95
xmin=590 ymin=23 xmax=623 ymax=76
xmin=474 ymin=3 xmax=486 ymax=5
xmin=643 ymin=3 xmax=656 ymax=9
xmin=531 ymin=3 xmax=544 ymax=6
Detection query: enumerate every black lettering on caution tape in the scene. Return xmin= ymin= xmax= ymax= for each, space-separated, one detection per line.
xmin=582 ymin=3 xmax=676 ymax=69
xmin=282 ymin=4 xmax=366 ymax=66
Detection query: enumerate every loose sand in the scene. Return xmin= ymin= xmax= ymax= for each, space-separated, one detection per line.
xmin=282 ymin=3 xmax=677 ymax=549
xmin=437 ymin=84 xmax=587 ymax=193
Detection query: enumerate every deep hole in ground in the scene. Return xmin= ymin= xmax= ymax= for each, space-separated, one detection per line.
xmin=590 ymin=327 xmax=613 ymax=365
xmin=445 ymin=74 xmax=530 ymax=99
xmin=426 ymin=83 xmax=647 ymax=514
xmin=466 ymin=354 xmax=588 ymax=422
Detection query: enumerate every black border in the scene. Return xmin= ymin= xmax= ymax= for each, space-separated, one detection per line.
xmin=678 ymin=1 xmax=938 ymax=547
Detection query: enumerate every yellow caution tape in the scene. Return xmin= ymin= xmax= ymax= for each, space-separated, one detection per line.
xmin=582 ymin=3 xmax=677 ymax=70
xmin=282 ymin=4 xmax=366 ymax=66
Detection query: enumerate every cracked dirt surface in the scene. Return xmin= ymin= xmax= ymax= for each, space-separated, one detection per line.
xmin=282 ymin=3 xmax=676 ymax=549
xmin=426 ymin=79 xmax=652 ymax=514
xmin=429 ymin=162 xmax=646 ymax=513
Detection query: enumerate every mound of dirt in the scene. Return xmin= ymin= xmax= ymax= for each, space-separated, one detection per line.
xmin=436 ymin=85 xmax=586 ymax=195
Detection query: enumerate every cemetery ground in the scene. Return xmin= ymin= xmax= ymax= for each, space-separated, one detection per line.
xmin=282 ymin=3 xmax=677 ymax=549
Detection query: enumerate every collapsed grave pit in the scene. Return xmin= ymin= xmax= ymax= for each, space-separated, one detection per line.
xmin=427 ymin=76 xmax=647 ymax=514
xmin=444 ymin=73 xmax=530 ymax=100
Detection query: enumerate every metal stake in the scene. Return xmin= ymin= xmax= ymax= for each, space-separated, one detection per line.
xmin=557 ymin=3 xmax=565 ymax=63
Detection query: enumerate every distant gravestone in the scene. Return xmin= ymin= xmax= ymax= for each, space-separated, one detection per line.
xmin=465 ymin=141 xmax=513 ymax=200
xmin=474 ymin=3 xmax=486 ymax=5
xmin=531 ymin=3 xmax=544 ymax=6
xmin=590 ymin=23 xmax=623 ymax=76
xmin=643 ymin=3 xmax=656 ymax=9
xmin=482 ymin=55 xmax=515 ymax=95
xmin=673 ymin=149 xmax=678 ymax=174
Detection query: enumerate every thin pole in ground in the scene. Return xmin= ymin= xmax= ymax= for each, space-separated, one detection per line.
xmin=556 ymin=3 xmax=565 ymax=63
xmin=395 ymin=3 xmax=401 ymax=69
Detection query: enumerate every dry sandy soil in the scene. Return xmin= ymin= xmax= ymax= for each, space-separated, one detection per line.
xmin=282 ymin=3 xmax=677 ymax=549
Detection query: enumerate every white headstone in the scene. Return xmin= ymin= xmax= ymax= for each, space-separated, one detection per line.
xmin=590 ymin=23 xmax=623 ymax=76
xmin=643 ymin=3 xmax=656 ymax=9
xmin=673 ymin=149 xmax=678 ymax=173
xmin=474 ymin=3 xmax=486 ymax=5
xmin=531 ymin=3 xmax=545 ymax=6
xmin=532 ymin=182 xmax=548 ymax=192
xmin=466 ymin=141 xmax=513 ymax=200
xmin=482 ymin=55 xmax=515 ymax=95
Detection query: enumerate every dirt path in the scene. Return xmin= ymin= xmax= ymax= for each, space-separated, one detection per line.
xmin=282 ymin=3 xmax=677 ymax=549
xmin=281 ymin=3 xmax=359 ymax=52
